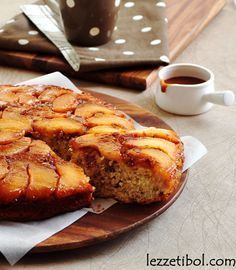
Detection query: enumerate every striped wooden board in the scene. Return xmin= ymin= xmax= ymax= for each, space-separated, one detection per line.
xmin=31 ymin=90 xmax=188 ymax=253
xmin=0 ymin=0 xmax=226 ymax=89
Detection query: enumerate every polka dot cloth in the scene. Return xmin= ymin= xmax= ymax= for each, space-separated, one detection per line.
xmin=6 ymin=19 xmax=15 ymax=24
xmin=123 ymin=51 xmax=135 ymax=55
xmin=89 ymin=27 xmax=100 ymax=37
xmin=18 ymin=39 xmax=29 ymax=45
xmin=115 ymin=39 xmax=126 ymax=44
xmin=0 ymin=0 xmax=169 ymax=72
xmin=95 ymin=57 xmax=106 ymax=62
xmin=156 ymin=2 xmax=166 ymax=7
xmin=66 ymin=0 xmax=75 ymax=8
xmin=124 ymin=2 xmax=135 ymax=8
xmin=150 ymin=39 xmax=161 ymax=45
xmin=132 ymin=15 xmax=143 ymax=21
xmin=160 ymin=55 xmax=170 ymax=63
xmin=141 ymin=27 xmax=152 ymax=33
xmin=88 ymin=47 xmax=100 ymax=51
xmin=28 ymin=30 xmax=38 ymax=35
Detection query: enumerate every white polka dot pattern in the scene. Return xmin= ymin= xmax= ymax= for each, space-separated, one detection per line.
xmin=156 ymin=2 xmax=166 ymax=7
xmin=150 ymin=39 xmax=161 ymax=45
xmin=95 ymin=58 xmax=106 ymax=62
xmin=18 ymin=39 xmax=29 ymax=45
xmin=124 ymin=2 xmax=135 ymax=8
xmin=8 ymin=0 xmax=168 ymax=69
xmin=88 ymin=47 xmax=99 ymax=51
xmin=141 ymin=27 xmax=152 ymax=33
xmin=89 ymin=27 xmax=100 ymax=36
xmin=160 ymin=55 xmax=170 ymax=63
xmin=6 ymin=19 xmax=15 ymax=24
xmin=115 ymin=39 xmax=126 ymax=44
xmin=133 ymin=15 xmax=143 ymax=21
xmin=66 ymin=0 xmax=75 ymax=8
xmin=115 ymin=0 xmax=121 ymax=7
xmin=123 ymin=51 xmax=134 ymax=55
xmin=28 ymin=30 xmax=39 ymax=35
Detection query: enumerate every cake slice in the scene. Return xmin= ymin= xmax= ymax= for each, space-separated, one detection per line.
xmin=0 ymin=137 xmax=94 ymax=221
xmin=71 ymin=127 xmax=184 ymax=204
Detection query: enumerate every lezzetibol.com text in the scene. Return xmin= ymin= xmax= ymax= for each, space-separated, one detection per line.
xmin=146 ymin=253 xmax=236 ymax=267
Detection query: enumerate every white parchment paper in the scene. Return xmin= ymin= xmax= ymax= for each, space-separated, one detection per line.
xmin=0 ymin=72 xmax=207 ymax=265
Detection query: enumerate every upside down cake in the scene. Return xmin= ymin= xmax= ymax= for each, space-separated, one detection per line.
xmin=0 ymin=85 xmax=184 ymax=221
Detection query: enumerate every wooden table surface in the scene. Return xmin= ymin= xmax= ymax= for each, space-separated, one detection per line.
xmin=0 ymin=1 xmax=236 ymax=269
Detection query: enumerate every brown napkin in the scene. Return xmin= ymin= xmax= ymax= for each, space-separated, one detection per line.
xmin=0 ymin=0 xmax=168 ymax=73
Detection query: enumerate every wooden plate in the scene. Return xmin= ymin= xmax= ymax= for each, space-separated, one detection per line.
xmin=32 ymin=91 xmax=188 ymax=253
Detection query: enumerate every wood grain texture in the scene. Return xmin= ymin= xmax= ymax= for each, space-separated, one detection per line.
xmin=31 ymin=90 xmax=188 ymax=253
xmin=167 ymin=0 xmax=227 ymax=60
xmin=0 ymin=0 xmax=226 ymax=90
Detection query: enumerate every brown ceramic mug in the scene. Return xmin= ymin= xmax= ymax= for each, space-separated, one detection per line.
xmin=59 ymin=0 xmax=121 ymax=46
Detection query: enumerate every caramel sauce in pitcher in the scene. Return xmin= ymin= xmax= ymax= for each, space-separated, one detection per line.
xmin=160 ymin=76 xmax=205 ymax=92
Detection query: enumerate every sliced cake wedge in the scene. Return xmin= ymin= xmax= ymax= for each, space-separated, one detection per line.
xmin=71 ymin=127 xmax=184 ymax=204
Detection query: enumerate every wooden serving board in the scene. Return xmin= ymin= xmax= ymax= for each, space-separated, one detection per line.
xmin=0 ymin=0 xmax=226 ymax=90
xmin=31 ymin=90 xmax=188 ymax=253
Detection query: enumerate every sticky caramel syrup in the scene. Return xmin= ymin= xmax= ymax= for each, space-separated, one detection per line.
xmin=160 ymin=76 xmax=205 ymax=92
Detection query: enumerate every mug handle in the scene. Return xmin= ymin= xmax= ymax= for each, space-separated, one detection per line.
xmin=203 ymin=91 xmax=235 ymax=106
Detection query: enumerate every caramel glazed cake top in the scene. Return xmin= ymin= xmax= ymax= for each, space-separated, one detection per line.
xmin=0 ymin=85 xmax=184 ymax=220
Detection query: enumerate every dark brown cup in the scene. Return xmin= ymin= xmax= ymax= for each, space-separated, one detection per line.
xmin=59 ymin=0 xmax=120 ymax=46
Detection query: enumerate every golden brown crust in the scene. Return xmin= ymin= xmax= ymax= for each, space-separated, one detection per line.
xmin=71 ymin=129 xmax=184 ymax=204
xmin=0 ymin=84 xmax=184 ymax=219
xmin=0 ymin=85 xmax=133 ymax=130
xmin=0 ymin=192 xmax=93 ymax=222
xmin=0 ymin=85 xmax=134 ymax=220
xmin=0 ymin=137 xmax=93 ymax=220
